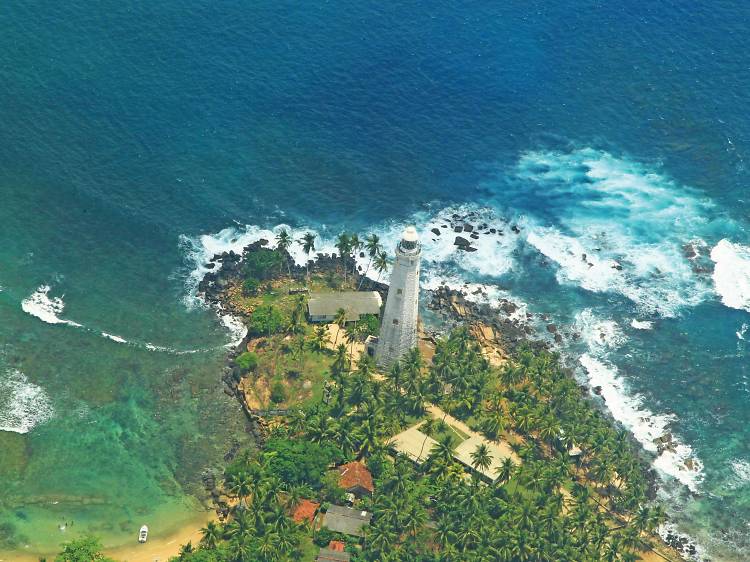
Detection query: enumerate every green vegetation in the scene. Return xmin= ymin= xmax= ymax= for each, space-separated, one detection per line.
xmin=270 ymin=380 xmax=288 ymax=404
xmin=242 ymin=249 xmax=283 ymax=281
xmin=242 ymin=277 xmax=260 ymax=296
xmin=54 ymin=536 xmax=117 ymax=562
xmin=262 ymin=438 xmax=344 ymax=488
xmin=105 ymin=234 xmax=667 ymax=561
xmin=168 ymin=323 xmax=667 ymax=562
xmin=249 ymin=305 xmax=286 ymax=337
xmin=235 ymin=351 xmax=258 ymax=372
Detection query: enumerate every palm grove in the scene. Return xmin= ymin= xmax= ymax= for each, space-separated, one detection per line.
xmin=53 ymin=229 xmax=667 ymax=562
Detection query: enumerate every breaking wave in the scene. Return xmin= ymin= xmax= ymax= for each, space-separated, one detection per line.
xmin=0 ymin=369 xmax=54 ymax=434
xmin=711 ymin=239 xmax=750 ymax=313
xmin=21 ymin=285 xmax=82 ymax=327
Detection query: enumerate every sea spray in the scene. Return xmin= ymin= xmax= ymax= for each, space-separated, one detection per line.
xmin=21 ymin=285 xmax=82 ymax=327
xmin=0 ymin=369 xmax=54 ymax=434
xmin=711 ymin=239 xmax=750 ymax=313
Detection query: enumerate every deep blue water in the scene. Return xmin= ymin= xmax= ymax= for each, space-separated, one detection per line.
xmin=1 ymin=1 xmax=749 ymax=558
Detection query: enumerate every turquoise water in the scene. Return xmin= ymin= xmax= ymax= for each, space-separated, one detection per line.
xmin=1 ymin=1 xmax=750 ymax=559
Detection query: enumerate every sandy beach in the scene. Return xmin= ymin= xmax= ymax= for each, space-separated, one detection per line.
xmin=0 ymin=512 xmax=214 ymax=562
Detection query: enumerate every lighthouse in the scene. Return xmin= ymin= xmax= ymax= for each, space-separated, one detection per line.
xmin=376 ymin=226 xmax=421 ymax=368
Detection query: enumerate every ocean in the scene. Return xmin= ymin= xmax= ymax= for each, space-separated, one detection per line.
xmin=1 ymin=1 xmax=749 ymax=559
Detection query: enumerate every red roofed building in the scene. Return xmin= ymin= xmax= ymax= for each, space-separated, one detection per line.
xmin=337 ymin=461 xmax=374 ymax=497
xmin=316 ymin=541 xmax=350 ymax=562
xmin=328 ymin=541 xmax=346 ymax=552
xmin=291 ymin=498 xmax=319 ymax=524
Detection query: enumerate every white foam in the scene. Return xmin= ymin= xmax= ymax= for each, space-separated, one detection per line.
xmin=579 ymin=354 xmax=703 ymax=493
xmin=101 ymin=332 xmax=127 ymax=344
xmin=731 ymin=459 xmax=750 ymax=486
xmin=515 ymin=148 xmax=718 ymax=317
xmin=574 ymin=309 xmax=627 ymax=351
xmin=0 ymin=369 xmax=54 ymax=434
xmin=710 ymin=239 xmax=750 ymax=313
xmin=220 ymin=314 xmax=248 ymax=348
xmin=21 ymin=285 xmax=82 ymax=327
xmin=657 ymin=522 xmax=706 ymax=562
xmin=737 ymin=323 xmax=748 ymax=341
xmin=630 ymin=319 xmax=654 ymax=330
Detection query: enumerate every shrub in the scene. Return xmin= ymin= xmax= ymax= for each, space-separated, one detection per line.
xmin=359 ymin=313 xmax=380 ymax=337
xmin=250 ymin=305 xmax=286 ymax=337
xmin=264 ymin=438 xmax=344 ymax=488
xmin=242 ymin=249 xmax=283 ymax=280
xmin=270 ymin=380 xmax=287 ymax=404
xmin=235 ymin=351 xmax=258 ymax=372
xmin=313 ymin=527 xmax=335 ymax=547
xmin=242 ymin=277 xmax=260 ymax=296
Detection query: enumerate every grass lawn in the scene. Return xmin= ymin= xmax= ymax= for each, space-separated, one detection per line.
xmin=233 ymin=272 xmax=364 ymax=410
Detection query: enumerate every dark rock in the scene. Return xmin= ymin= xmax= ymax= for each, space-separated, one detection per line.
xmin=511 ymin=225 xmax=521 ymax=234
xmin=554 ymin=333 xmax=563 ymax=343
xmin=431 ymin=228 xmax=441 ymax=236
xmin=470 ymin=233 xmax=480 ymax=239
xmin=463 ymin=223 xmax=474 ymax=233
xmin=359 ymin=251 xmax=365 ymax=258
xmin=489 ymin=228 xmax=496 ymax=234
xmin=453 ymin=225 xmax=464 ymax=233
xmin=205 ymin=263 xmax=216 ymax=269
xmin=454 ymin=236 xmax=472 ymax=248
xmin=611 ymin=262 xmax=623 ymax=271
xmin=593 ymin=386 xmax=603 ymax=395
xmin=546 ymin=324 xmax=557 ymax=333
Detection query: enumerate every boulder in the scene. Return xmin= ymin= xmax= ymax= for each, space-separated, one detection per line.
xmin=470 ymin=233 xmax=480 ymax=239
xmin=454 ymin=236 xmax=472 ymax=248
xmin=431 ymin=227 xmax=441 ymax=236
xmin=511 ymin=225 xmax=521 ymax=234
xmin=463 ymin=223 xmax=474 ymax=232
xmin=546 ymin=324 xmax=557 ymax=333
xmin=453 ymin=225 xmax=464 ymax=233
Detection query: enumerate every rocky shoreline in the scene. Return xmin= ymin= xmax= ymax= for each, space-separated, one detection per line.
xmin=195 ymin=234 xmax=697 ymax=559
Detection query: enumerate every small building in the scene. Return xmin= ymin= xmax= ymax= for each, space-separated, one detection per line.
xmin=307 ymin=291 xmax=382 ymax=323
xmin=337 ymin=461 xmax=374 ymax=497
xmin=316 ymin=541 xmax=350 ymax=562
xmin=291 ymin=498 xmax=319 ymax=525
xmin=321 ymin=505 xmax=372 ymax=537
xmin=388 ymin=425 xmax=439 ymax=464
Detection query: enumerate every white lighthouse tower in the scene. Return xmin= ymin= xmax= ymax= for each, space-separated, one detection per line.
xmin=376 ymin=226 xmax=421 ymax=368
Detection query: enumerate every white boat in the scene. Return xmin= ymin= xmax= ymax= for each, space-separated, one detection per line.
xmin=138 ymin=525 xmax=148 ymax=543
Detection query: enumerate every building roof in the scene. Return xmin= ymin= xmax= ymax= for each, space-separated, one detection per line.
xmin=337 ymin=461 xmax=374 ymax=494
xmin=316 ymin=546 xmax=351 ymax=562
xmin=402 ymin=226 xmax=419 ymax=242
xmin=388 ymin=425 xmax=439 ymax=464
xmin=322 ymin=505 xmax=372 ymax=537
xmin=308 ymin=291 xmax=382 ymax=320
xmin=291 ymin=498 xmax=319 ymax=524
xmin=452 ymin=435 xmax=514 ymax=481
xmin=328 ymin=541 xmax=346 ymax=552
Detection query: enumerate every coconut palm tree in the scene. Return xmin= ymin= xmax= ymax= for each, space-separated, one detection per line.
xmin=297 ymin=232 xmax=316 ymax=280
xmin=358 ymin=233 xmax=382 ymax=289
xmin=333 ymin=307 xmax=347 ymax=346
xmin=495 ymin=457 xmax=514 ymax=485
xmin=226 ymin=471 xmax=254 ymax=509
xmin=349 ymin=233 xmax=362 ymax=278
xmin=373 ymin=249 xmax=390 ymax=285
xmin=470 ymin=443 xmax=493 ymax=475
xmin=199 ymin=520 xmax=222 ymax=550
xmin=310 ymin=324 xmax=328 ymax=352
xmin=335 ymin=232 xmax=352 ymax=285
xmin=275 ymin=228 xmax=292 ymax=276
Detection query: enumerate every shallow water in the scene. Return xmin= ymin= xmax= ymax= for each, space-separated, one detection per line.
xmin=1 ymin=1 xmax=749 ymax=558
